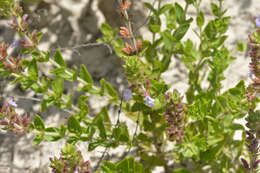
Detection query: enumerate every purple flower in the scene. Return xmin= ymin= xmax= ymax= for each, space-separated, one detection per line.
xmin=144 ymin=93 xmax=154 ymax=107
xmin=10 ymin=40 xmax=20 ymax=48
xmin=255 ymin=16 xmax=260 ymax=27
xmin=124 ymin=88 xmax=133 ymax=101
xmin=7 ymin=99 xmax=17 ymax=107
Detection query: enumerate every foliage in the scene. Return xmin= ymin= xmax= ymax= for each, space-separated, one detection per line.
xmin=0 ymin=0 xmax=259 ymax=172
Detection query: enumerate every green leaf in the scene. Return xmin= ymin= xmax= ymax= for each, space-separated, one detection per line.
xmin=139 ymin=153 xmax=164 ymax=166
xmin=113 ymin=123 xmax=129 ymax=142
xmin=33 ymin=133 xmax=44 ymax=145
xmin=60 ymin=124 xmax=66 ymax=137
xmin=72 ymin=65 xmax=78 ymax=81
xmin=160 ymin=55 xmax=171 ymax=72
xmin=236 ymin=42 xmax=247 ymax=52
xmin=144 ymin=2 xmax=156 ymax=13
xmin=196 ymin=11 xmax=204 ymax=28
xmin=34 ymin=115 xmax=45 ymax=131
xmin=88 ymin=141 xmax=100 ymax=151
xmin=28 ymin=58 xmax=38 ymax=80
xmin=31 ymin=50 xmax=40 ymax=60
xmin=45 ymin=127 xmax=59 ymax=133
xmin=80 ymin=64 xmax=93 ymax=84
xmin=50 ymin=67 xmax=74 ymax=81
xmin=41 ymin=96 xmax=55 ymax=112
xmin=44 ymin=135 xmax=62 ymax=142
xmin=102 ymin=79 xmax=118 ymax=101
xmin=101 ymin=23 xmax=113 ymax=37
xmin=175 ymin=3 xmax=185 ymax=24
xmin=68 ymin=115 xmax=82 ymax=135
xmin=36 ymin=31 xmax=43 ymax=43
xmin=173 ymin=24 xmax=190 ymax=41
xmin=51 ymin=77 xmax=64 ymax=95
xmin=159 ymin=4 xmax=172 ymax=15
xmin=215 ymin=17 xmax=230 ymax=34
xmin=210 ymin=3 xmax=221 ymax=17
xmin=149 ymin=24 xmax=161 ymax=33
xmin=54 ymin=49 xmax=66 ymax=67
xmin=67 ymin=136 xmax=79 ymax=144
xmin=94 ymin=115 xmax=107 ymax=139
xmin=161 ymin=30 xmax=175 ymax=50
xmin=102 ymin=160 xmax=117 ymax=171
xmin=204 ymin=21 xmax=217 ymax=40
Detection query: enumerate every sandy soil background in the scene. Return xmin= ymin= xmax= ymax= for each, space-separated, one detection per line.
xmin=0 ymin=0 xmax=259 ymax=172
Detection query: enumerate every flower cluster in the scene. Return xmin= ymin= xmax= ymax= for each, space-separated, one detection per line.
xmin=118 ymin=1 xmax=142 ymax=55
xmin=49 ymin=144 xmax=91 ymax=173
xmin=0 ymin=42 xmax=22 ymax=72
xmin=247 ymin=19 xmax=260 ymax=101
xmin=7 ymin=6 xmax=28 ymax=33
xmin=164 ymin=92 xmax=185 ymax=142
xmin=241 ymin=110 xmax=260 ymax=171
xmin=124 ymin=85 xmax=155 ymax=108
xmin=0 ymin=100 xmax=32 ymax=134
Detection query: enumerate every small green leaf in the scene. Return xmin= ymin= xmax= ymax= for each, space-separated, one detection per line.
xmin=101 ymin=23 xmax=113 ymax=37
xmin=28 ymin=58 xmax=38 ymax=80
xmin=102 ymin=160 xmax=117 ymax=171
xmin=68 ymin=115 xmax=82 ymax=135
xmin=88 ymin=141 xmax=100 ymax=151
xmin=196 ymin=11 xmax=204 ymax=28
xmin=103 ymin=79 xmax=118 ymax=101
xmin=36 ymin=32 xmax=43 ymax=43
xmin=31 ymin=50 xmax=40 ymax=60
xmin=161 ymin=30 xmax=175 ymax=50
xmin=41 ymin=96 xmax=55 ymax=112
xmin=236 ymin=42 xmax=247 ymax=52
xmin=159 ymin=4 xmax=172 ymax=14
xmin=160 ymin=55 xmax=171 ymax=72
xmin=149 ymin=24 xmax=161 ymax=33
xmin=210 ymin=3 xmax=221 ymax=17
xmin=173 ymin=24 xmax=190 ymax=41
xmin=54 ymin=49 xmax=66 ymax=67
xmin=33 ymin=133 xmax=44 ymax=145
xmin=175 ymin=3 xmax=185 ymax=24
xmin=144 ymin=2 xmax=156 ymax=13
xmin=67 ymin=136 xmax=79 ymax=144
xmin=44 ymin=135 xmax=62 ymax=142
xmin=139 ymin=153 xmax=164 ymax=166
xmin=45 ymin=127 xmax=59 ymax=133
xmin=60 ymin=124 xmax=66 ymax=137
xmin=204 ymin=21 xmax=217 ymax=40
xmin=94 ymin=116 xmax=107 ymax=139
xmin=51 ymin=77 xmax=64 ymax=95
xmin=80 ymin=64 xmax=93 ymax=84
xmin=34 ymin=115 xmax=45 ymax=131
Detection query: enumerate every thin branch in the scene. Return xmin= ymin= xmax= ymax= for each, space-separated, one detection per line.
xmin=51 ymin=41 xmax=114 ymax=55
xmin=133 ymin=0 xmax=157 ymax=34
xmin=126 ymin=110 xmax=140 ymax=154
xmin=93 ymin=90 xmax=124 ymax=171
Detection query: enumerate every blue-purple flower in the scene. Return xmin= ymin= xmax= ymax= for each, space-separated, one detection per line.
xmin=255 ymin=16 xmax=260 ymax=27
xmin=144 ymin=92 xmax=154 ymax=107
xmin=7 ymin=99 xmax=17 ymax=107
xmin=124 ymin=88 xmax=133 ymax=101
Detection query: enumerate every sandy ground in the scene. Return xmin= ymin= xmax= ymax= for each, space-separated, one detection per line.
xmin=0 ymin=0 xmax=259 ymax=172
